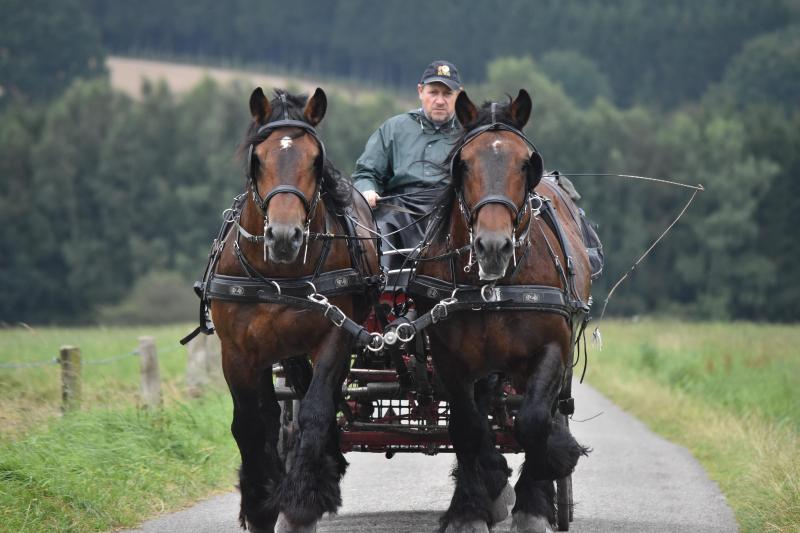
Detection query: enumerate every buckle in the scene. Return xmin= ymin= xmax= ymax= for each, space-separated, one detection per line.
xmin=323 ymin=305 xmax=346 ymax=328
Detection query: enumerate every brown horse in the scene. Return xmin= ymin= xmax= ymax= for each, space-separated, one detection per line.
xmin=209 ymin=88 xmax=380 ymax=532
xmin=413 ymin=90 xmax=591 ymax=533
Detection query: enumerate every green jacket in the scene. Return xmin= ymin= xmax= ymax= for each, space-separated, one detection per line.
xmin=352 ymin=109 xmax=463 ymax=194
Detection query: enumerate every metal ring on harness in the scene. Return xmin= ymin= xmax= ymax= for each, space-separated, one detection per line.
xmin=383 ymin=329 xmax=398 ymax=346
xmin=306 ymin=281 xmax=329 ymax=306
xmin=270 ymin=280 xmax=282 ymax=295
xmin=529 ymin=194 xmax=543 ymax=217
xmin=366 ymin=332 xmax=385 ymax=352
xmin=480 ymin=284 xmax=497 ymax=303
xmin=395 ymin=322 xmax=416 ymax=343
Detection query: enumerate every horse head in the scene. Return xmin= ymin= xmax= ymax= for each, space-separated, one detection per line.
xmin=246 ymin=87 xmax=328 ymax=263
xmin=452 ymin=89 xmax=544 ymax=280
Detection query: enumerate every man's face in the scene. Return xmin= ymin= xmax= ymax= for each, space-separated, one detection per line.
xmin=417 ymin=82 xmax=459 ymax=124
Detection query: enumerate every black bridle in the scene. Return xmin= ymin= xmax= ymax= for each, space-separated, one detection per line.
xmin=451 ymin=111 xmax=541 ymax=223
xmin=449 ymin=109 xmax=544 ymax=270
xmin=246 ymin=94 xmax=327 ymax=226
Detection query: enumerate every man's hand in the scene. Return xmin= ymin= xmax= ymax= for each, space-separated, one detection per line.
xmin=363 ymin=190 xmax=381 ymax=208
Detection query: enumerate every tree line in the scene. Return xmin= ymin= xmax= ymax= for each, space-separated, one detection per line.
xmin=80 ymin=0 xmax=795 ymax=109
xmin=2 ymin=57 xmax=798 ymax=323
xmin=1 ymin=0 xmax=798 ymax=323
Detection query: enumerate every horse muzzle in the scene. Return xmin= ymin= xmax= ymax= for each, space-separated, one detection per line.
xmin=264 ymin=222 xmax=304 ymax=263
xmin=474 ymin=232 xmax=513 ymax=281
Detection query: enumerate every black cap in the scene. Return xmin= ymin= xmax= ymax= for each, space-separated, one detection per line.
xmin=419 ymin=60 xmax=462 ymax=90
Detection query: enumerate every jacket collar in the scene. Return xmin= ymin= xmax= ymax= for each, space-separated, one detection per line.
xmin=410 ymin=108 xmax=461 ymax=134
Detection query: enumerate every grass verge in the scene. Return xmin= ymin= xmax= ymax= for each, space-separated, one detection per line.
xmin=587 ymin=319 xmax=799 ymax=533
xmin=0 ymin=392 xmax=238 ymax=532
xmin=0 ymin=324 xmax=207 ymax=441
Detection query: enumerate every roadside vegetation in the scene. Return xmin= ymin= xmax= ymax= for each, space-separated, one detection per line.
xmin=2 ymin=321 xmax=797 ymax=532
xmin=587 ymin=319 xmax=800 ymax=533
xmin=0 ymin=324 xmax=238 ymax=532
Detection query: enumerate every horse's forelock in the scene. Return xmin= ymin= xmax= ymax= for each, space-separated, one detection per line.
xmin=240 ymin=89 xmax=351 ymax=211
xmin=427 ymin=97 xmax=522 ymax=244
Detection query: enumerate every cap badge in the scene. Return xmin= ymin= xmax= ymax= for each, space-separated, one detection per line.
xmin=437 ymin=65 xmax=451 ymax=77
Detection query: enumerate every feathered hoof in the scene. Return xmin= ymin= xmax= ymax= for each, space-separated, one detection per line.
xmin=444 ymin=519 xmax=490 ymax=533
xmin=510 ymin=513 xmax=553 ymax=533
xmin=244 ymin=519 xmax=275 ymax=533
xmin=274 ymin=512 xmax=318 ymax=533
xmin=490 ymin=483 xmax=516 ymax=523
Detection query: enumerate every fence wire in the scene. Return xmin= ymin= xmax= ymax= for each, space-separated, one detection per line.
xmin=0 ymin=358 xmax=58 ymax=369
xmin=0 ymin=342 xmax=184 ymax=370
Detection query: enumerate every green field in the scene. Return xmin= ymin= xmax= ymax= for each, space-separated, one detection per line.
xmin=0 ymin=324 xmax=239 ymax=532
xmin=587 ymin=319 xmax=800 ymax=533
xmin=0 ymin=321 xmax=798 ymax=532
xmin=0 ymin=324 xmax=203 ymax=441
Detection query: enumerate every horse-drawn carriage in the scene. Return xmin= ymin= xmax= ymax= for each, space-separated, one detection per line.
xmin=184 ymin=87 xmax=593 ymax=533
xmin=271 ymin=261 xmax=583 ymax=531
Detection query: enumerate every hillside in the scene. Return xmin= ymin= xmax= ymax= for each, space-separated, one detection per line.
xmin=107 ymin=56 xmax=411 ymax=105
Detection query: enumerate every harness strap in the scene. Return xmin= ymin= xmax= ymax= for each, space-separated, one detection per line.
xmin=394 ymin=277 xmax=580 ymax=345
xmin=263 ymin=184 xmax=312 ymax=212
xmin=202 ymin=271 xmax=378 ymax=347
xmin=540 ymin=198 xmax=581 ymax=305
xmin=408 ymin=275 xmax=575 ymax=316
xmin=470 ymin=194 xmax=520 ymax=222
xmin=206 ymin=270 xmax=370 ymax=302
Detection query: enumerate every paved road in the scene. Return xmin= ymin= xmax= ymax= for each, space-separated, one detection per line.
xmin=121 ymin=382 xmax=738 ymax=533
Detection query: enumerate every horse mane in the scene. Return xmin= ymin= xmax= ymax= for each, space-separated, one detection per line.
xmin=425 ymin=96 xmax=518 ymax=245
xmin=240 ymin=89 xmax=352 ymax=212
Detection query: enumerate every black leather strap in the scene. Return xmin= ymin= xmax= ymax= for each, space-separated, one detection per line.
xmin=408 ymin=275 xmax=574 ymax=316
xmin=262 ymin=184 xmax=311 ymax=212
xmin=469 ymin=193 xmax=520 ymax=222
xmin=206 ymin=269 xmax=368 ymax=303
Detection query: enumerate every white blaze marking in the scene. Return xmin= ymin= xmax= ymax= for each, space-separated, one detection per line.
xmin=280 ymin=136 xmax=293 ymax=150
xmin=492 ymin=139 xmax=502 ymax=154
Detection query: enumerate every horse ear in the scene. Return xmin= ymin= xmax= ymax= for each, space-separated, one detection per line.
xmin=303 ymin=87 xmax=327 ymax=126
xmin=249 ymin=87 xmax=271 ymax=123
xmin=528 ymin=151 xmax=544 ymax=189
xmin=510 ymin=89 xmax=532 ymax=129
xmin=455 ymin=91 xmax=479 ymax=128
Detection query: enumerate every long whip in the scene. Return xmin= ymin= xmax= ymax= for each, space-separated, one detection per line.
xmin=550 ymin=172 xmax=706 ymax=349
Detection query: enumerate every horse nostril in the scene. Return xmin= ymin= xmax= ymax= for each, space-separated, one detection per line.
xmin=501 ymin=238 xmax=513 ymax=255
xmin=474 ymin=236 xmax=486 ymax=255
xmin=292 ymin=227 xmax=303 ymax=244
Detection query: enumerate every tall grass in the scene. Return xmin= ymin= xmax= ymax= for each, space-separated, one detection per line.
xmin=0 ymin=393 xmax=238 ymax=532
xmin=0 ymin=324 xmax=198 ymax=441
xmin=0 ymin=324 xmax=237 ymax=532
xmin=587 ymin=319 xmax=800 ymax=532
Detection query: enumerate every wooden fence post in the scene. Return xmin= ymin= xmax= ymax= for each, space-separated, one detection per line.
xmin=206 ymin=333 xmax=223 ymax=380
xmin=186 ymin=335 xmax=209 ymax=397
xmin=138 ymin=336 xmax=162 ymax=408
xmin=59 ymin=345 xmax=81 ymax=413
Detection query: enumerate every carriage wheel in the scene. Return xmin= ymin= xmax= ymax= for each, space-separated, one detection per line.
xmin=554 ymin=412 xmax=573 ymax=531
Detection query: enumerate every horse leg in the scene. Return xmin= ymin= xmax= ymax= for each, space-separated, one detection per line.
xmin=474 ymin=376 xmax=514 ymax=524
xmin=230 ymin=367 xmax=283 ymax=532
xmin=511 ymin=343 xmax=588 ymax=533
xmin=274 ymin=330 xmax=351 ymax=532
xmin=437 ymin=367 xmax=493 ymax=533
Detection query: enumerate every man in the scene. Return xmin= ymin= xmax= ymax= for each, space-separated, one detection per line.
xmin=352 ymin=60 xmax=464 ymax=268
